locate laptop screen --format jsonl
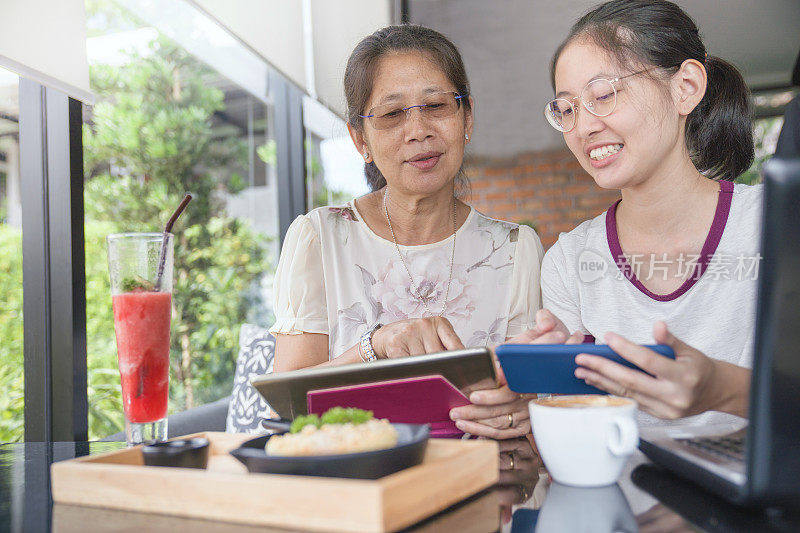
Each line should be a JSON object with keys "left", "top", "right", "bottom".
{"left": 747, "top": 157, "right": 800, "bottom": 497}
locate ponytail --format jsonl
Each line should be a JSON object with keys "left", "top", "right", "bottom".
{"left": 687, "top": 56, "right": 754, "bottom": 181}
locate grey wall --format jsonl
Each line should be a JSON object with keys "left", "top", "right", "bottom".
{"left": 410, "top": 0, "right": 800, "bottom": 158}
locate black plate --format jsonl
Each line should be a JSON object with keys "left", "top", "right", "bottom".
{"left": 229, "top": 423, "right": 430, "bottom": 479}
{"left": 141, "top": 437, "right": 209, "bottom": 469}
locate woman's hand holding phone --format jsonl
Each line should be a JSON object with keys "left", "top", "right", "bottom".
{"left": 448, "top": 310, "right": 585, "bottom": 439}
{"left": 575, "top": 321, "right": 750, "bottom": 419}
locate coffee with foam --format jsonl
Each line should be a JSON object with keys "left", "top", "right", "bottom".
{"left": 534, "top": 395, "right": 632, "bottom": 408}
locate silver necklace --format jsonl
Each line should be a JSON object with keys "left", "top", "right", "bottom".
{"left": 383, "top": 188, "right": 456, "bottom": 317}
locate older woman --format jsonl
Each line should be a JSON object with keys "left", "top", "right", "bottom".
{"left": 270, "top": 25, "right": 543, "bottom": 439}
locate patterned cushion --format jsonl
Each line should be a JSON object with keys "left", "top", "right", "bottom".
{"left": 225, "top": 324, "right": 276, "bottom": 433}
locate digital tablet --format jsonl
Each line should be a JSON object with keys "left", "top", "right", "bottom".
{"left": 495, "top": 344, "right": 675, "bottom": 395}
{"left": 307, "top": 375, "right": 470, "bottom": 438}
{"left": 251, "top": 347, "right": 497, "bottom": 419}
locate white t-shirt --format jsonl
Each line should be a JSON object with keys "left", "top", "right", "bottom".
{"left": 541, "top": 181, "right": 763, "bottom": 428}
{"left": 270, "top": 200, "right": 545, "bottom": 358}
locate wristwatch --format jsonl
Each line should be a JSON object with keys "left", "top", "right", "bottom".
{"left": 359, "top": 323, "right": 383, "bottom": 362}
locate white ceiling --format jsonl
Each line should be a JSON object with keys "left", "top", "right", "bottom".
{"left": 410, "top": 0, "right": 800, "bottom": 156}
{"left": 681, "top": 0, "right": 799, "bottom": 89}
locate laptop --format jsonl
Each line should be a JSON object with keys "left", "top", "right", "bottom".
{"left": 639, "top": 158, "right": 800, "bottom": 505}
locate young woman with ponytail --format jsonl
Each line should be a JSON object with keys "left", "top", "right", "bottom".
{"left": 532, "top": 0, "right": 760, "bottom": 428}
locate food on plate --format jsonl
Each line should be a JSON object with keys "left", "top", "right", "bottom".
{"left": 266, "top": 407, "right": 398, "bottom": 456}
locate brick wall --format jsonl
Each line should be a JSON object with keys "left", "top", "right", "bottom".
{"left": 464, "top": 148, "right": 620, "bottom": 249}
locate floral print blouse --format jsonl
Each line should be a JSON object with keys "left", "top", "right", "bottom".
{"left": 270, "top": 200, "right": 545, "bottom": 358}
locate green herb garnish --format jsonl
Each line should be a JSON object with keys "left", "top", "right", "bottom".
{"left": 290, "top": 414, "right": 320, "bottom": 433}
{"left": 321, "top": 407, "right": 373, "bottom": 425}
{"left": 289, "top": 407, "right": 374, "bottom": 433}
{"left": 121, "top": 276, "right": 155, "bottom": 293}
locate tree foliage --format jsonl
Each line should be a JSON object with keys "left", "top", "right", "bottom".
{"left": 83, "top": 38, "right": 272, "bottom": 436}
{"left": 0, "top": 37, "right": 272, "bottom": 443}
{"left": 0, "top": 225, "right": 24, "bottom": 442}
{"left": 736, "top": 116, "right": 783, "bottom": 185}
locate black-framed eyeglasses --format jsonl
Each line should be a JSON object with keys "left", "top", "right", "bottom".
{"left": 359, "top": 91, "right": 465, "bottom": 130}
{"left": 544, "top": 68, "right": 651, "bottom": 132}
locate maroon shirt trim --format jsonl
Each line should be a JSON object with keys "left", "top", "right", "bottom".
{"left": 605, "top": 180, "right": 734, "bottom": 302}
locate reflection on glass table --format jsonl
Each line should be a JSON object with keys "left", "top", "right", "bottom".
{"left": 4, "top": 437, "right": 800, "bottom": 533}
{"left": 535, "top": 482, "right": 636, "bottom": 533}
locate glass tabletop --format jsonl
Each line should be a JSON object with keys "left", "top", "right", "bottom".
{"left": 1, "top": 437, "right": 798, "bottom": 532}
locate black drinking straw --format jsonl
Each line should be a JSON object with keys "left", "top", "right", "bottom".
{"left": 154, "top": 194, "right": 192, "bottom": 292}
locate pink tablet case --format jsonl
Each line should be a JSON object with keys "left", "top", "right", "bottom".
{"left": 306, "top": 375, "right": 470, "bottom": 438}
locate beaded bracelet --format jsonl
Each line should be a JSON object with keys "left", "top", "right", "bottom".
{"left": 359, "top": 323, "right": 382, "bottom": 362}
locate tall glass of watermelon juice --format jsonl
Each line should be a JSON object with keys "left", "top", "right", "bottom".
{"left": 107, "top": 233, "right": 174, "bottom": 445}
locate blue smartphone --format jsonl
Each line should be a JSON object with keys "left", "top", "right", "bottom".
{"left": 495, "top": 343, "right": 676, "bottom": 395}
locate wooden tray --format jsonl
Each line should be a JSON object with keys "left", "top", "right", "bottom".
{"left": 52, "top": 491, "right": 500, "bottom": 533}
{"left": 51, "top": 432, "right": 499, "bottom": 533}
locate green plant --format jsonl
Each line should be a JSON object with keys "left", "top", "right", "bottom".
{"left": 256, "top": 139, "right": 276, "bottom": 168}
{"left": 83, "top": 38, "right": 272, "bottom": 436}
{"left": 298, "top": 138, "right": 351, "bottom": 209}
{"left": 0, "top": 36, "right": 273, "bottom": 442}
{"left": 737, "top": 116, "right": 784, "bottom": 185}
{"left": 0, "top": 223, "right": 24, "bottom": 442}
{"left": 0, "top": 171, "right": 8, "bottom": 223}
{"left": 515, "top": 219, "right": 539, "bottom": 234}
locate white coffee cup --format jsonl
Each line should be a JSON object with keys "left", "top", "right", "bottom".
{"left": 529, "top": 395, "right": 638, "bottom": 487}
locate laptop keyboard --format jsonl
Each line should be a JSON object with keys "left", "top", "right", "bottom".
{"left": 679, "top": 433, "right": 746, "bottom": 462}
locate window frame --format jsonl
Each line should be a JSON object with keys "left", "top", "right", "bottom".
{"left": 19, "top": 78, "right": 87, "bottom": 442}
{"left": 18, "top": 68, "right": 311, "bottom": 442}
